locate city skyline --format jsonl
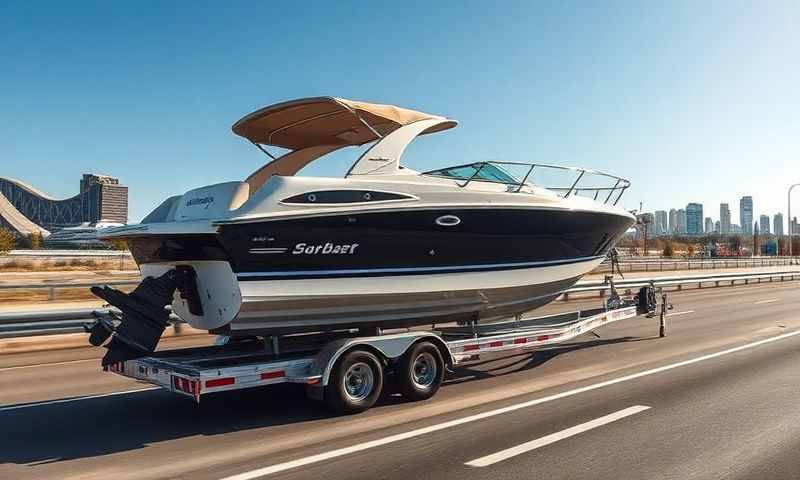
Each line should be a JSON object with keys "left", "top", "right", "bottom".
{"left": 642, "top": 194, "right": 788, "bottom": 235}
{"left": 647, "top": 196, "right": 790, "bottom": 236}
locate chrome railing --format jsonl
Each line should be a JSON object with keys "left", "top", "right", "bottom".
{"left": 423, "top": 161, "right": 631, "bottom": 205}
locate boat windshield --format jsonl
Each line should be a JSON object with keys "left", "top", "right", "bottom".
{"left": 422, "top": 161, "right": 631, "bottom": 205}
{"left": 424, "top": 163, "right": 520, "bottom": 184}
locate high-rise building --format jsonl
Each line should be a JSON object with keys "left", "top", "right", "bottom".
{"left": 79, "top": 174, "right": 128, "bottom": 224}
{"left": 732, "top": 224, "right": 742, "bottom": 234}
{"left": 720, "top": 203, "right": 731, "bottom": 234}
{"left": 714, "top": 220, "right": 720, "bottom": 233}
{"left": 759, "top": 214, "right": 770, "bottom": 235}
{"left": 740, "top": 196, "right": 753, "bottom": 235}
{"left": 705, "top": 217, "right": 714, "bottom": 234}
{"left": 792, "top": 217, "right": 799, "bottom": 235}
{"left": 668, "top": 209, "right": 678, "bottom": 234}
{"left": 654, "top": 210, "right": 668, "bottom": 236}
{"left": 677, "top": 209, "right": 687, "bottom": 234}
{"left": 686, "top": 203, "right": 703, "bottom": 235}
{"left": 774, "top": 213, "right": 784, "bottom": 236}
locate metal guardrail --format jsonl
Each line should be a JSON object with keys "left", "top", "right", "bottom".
{"left": 1, "top": 269, "right": 799, "bottom": 339}
{"left": 0, "top": 280, "right": 136, "bottom": 301}
{"left": 594, "top": 257, "right": 797, "bottom": 273}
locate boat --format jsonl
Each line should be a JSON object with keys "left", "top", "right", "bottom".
{"left": 44, "top": 221, "right": 124, "bottom": 249}
{"left": 88, "top": 97, "right": 635, "bottom": 364}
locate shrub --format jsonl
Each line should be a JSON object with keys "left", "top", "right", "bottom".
{"left": 29, "top": 231, "right": 42, "bottom": 250}
{"left": 107, "top": 239, "right": 128, "bottom": 251}
{"left": 0, "top": 228, "right": 15, "bottom": 255}
{"left": 662, "top": 242, "right": 674, "bottom": 258}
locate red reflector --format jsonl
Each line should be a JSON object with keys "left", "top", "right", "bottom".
{"left": 205, "top": 377, "right": 235, "bottom": 388}
{"left": 513, "top": 338, "right": 528, "bottom": 344}
{"left": 107, "top": 362, "right": 124, "bottom": 373}
{"left": 261, "top": 370, "right": 286, "bottom": 380}
{"left": 463, "top": 344, "right": 480, "bottom": 351}
{"left": 172, "top": 376, "right": 199, "bottom": 394}
{"left": 489, "top": 341, "right": 503, "bottom": 348}
{"left": 536, "top": 335, "right": 550, "bottom": 341}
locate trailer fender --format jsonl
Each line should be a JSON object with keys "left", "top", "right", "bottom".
{"left": 313, "top": 332, "right": 453, "bottom": 386}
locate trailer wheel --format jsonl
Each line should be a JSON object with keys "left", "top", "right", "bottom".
{"left": 325, "top": 349, "right": 384, "bottom": 414}
{"left": 397, "top": 341, "right": 444, "bottom": 401}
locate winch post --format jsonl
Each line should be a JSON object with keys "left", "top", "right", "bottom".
{"left": 659, "top": 293, "right": 668, "bottom": 337}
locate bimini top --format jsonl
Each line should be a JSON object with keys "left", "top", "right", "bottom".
{"left": 232, "top": 97, "right": 456, "bottom": 150}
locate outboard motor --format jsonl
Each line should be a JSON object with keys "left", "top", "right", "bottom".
{"left": 85, "top": 266, "right": 202, "bottom": 366}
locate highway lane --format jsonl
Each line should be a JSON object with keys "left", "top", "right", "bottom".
{"left": 0, "top": 281, "right": 799, "bottom": 479}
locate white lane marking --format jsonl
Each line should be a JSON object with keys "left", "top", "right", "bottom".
{"left": 465, "top": 405, "right": 651, "bottom": 467}
{"left": 0, "top": 358, "right": 97, "bottom": 372}
{"left": 0, "top": 387, "right": 158, "bottom": 412}
{"left": 754, "top": 298, "right": 780, "bottom": 305}
{"left": 667, "top": 310, "right": 695, "bottom": 317}
{"left": 219, "top": 328, "right": 800, "bottom": 480}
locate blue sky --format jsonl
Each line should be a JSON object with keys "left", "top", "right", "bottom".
{"left": 1, "top": 1, "right": 798, "bottom": 226}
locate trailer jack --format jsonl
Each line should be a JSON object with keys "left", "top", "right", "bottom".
{"left": 85, "top": 266, "right": 201, "bottom": 366}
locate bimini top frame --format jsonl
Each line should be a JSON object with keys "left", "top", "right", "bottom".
{"left": 232, "top": 97, "right": 457, "bottom": 192}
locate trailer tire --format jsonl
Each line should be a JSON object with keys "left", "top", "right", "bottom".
{"left": 397, "top": 341, "right": 444, "bottom": 401}
{"left": 325, "top": 349, "right": 384, "bottom": 414}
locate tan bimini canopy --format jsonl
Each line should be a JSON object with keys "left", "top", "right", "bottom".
{"left": 237, "top": 97, "right": 457, "bottom": 192}
{"left": 232, "top": 97, "right": 456, "bottom": 149}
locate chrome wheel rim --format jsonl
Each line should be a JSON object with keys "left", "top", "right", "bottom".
{"left": 411, "top": 352, "right": 437, "bottom": 389}
{"left": 343, "top": 362, "right": 374, "bottom": 401}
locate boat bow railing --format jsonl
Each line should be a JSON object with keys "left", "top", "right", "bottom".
{"left": 423, "top": 161, "right": 631, "bottom": 205}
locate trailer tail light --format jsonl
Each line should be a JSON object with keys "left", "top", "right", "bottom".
{"left": 205, "top": 377, "right": 235, "bottom": 388}
{"left": 107, "top": 362, "right": 125, "bottom": 373}
{"left": 172, "top": 376, "right": 199, "bottom": 395}
{"left": 260, "top": 370, "right": 286, "bottom": 381}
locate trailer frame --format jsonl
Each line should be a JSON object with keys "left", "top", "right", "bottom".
{"left": 107, "top": 302, "right": 649, "bottom": 412}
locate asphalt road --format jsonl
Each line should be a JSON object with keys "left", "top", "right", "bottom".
{"left": 1, "top": 281, "right": 800, "bottom": 479}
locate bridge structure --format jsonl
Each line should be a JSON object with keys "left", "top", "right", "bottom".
{"left": 0, "top": 174, "right": 127, "bottom": 236}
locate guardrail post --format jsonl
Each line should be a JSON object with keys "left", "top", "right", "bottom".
{"left": 49, "top": 287, "right": 55, "bottom": 301}
{"left": 659, "top": 293, "right": 667, "bottom": 338}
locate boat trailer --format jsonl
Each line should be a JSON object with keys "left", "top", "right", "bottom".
{"left": 93, "top": 279, "right": 671, "bottom": 414}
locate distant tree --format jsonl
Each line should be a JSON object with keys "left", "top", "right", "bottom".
{"left": 687, "top": 244, "right": 696, "bottom": 257}
{"left": 662, "top": 241, "right": 674, "bottom": 258}
{"left": 29, "top": 231, "right": 42, "bottom": 250}
{"left": 0, "top": 228, "right": 15, "bottom": 255}
{"left": 107, "top": 239, "right": 128, "bottom": 251}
